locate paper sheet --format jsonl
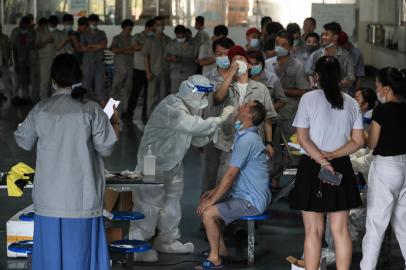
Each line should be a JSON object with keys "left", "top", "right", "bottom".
{"left": 103, "top": 98, "right": 120, "bottom": 119}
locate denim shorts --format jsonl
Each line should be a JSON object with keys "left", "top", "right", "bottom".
{"left": 217, "top": 197, "right": 260, "bottom": 225}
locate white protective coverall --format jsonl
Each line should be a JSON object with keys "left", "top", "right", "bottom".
{"left": 129, "top": 75, "right": 234, "bottom": 261}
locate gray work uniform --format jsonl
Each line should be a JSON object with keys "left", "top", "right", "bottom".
{"left": 199, "top": 42, "right": 216, "bottom": 74}
{"left": 36, "top": 29, "right": 62, "bottom": 100}
{"left": 14, "top": 89, "right": 118, "bottom": 218}
{"left": 306, "top": 46, "right": 355, "bottom": 93}
{"left": 0, "top": 33, "right": 14, "bottom": 97}
{"left": 10, "top": 27, "right": 36, "bottom": 98}
{"left": 165, "top": 39, "right": 197, "bottom": 93}
{"left": 214, "top": 79, "right": 278, "bottom": 186}
{"left": 259, "top": 69, "right": 287, "bottom": 106}
{"left": 194, "top": 29, "right": 210, "bottom": 52}
{"left": 294, "top": 46, "right": 312, "bottom": 67}
{"left": 57, "top": 30, "right": 75, "bottom": 54}
{"left": 81, "top": 29, "right": 107, "bottom": 101}
{"left": 272, "top": 56, "right": 309, "bottom": 180}
{"left": 143, "top": 33, "right": 170, "bottom": 116}
{"left": 348, "top": 46, "right": 365, "bottom": 95}
{"left": 110, "top": 32, "right": 134, "bottom": 112}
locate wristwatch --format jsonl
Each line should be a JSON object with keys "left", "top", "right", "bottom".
{"left": 265, "top": 141, "right": 273, "bottom": 147}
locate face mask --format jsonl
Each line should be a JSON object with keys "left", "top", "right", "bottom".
{"left": 48, "top": 27, "right": 56, "bottom": 32}
{"left": 20, "top": 29, "right": 28, "bottom": 34}
{"left": 234, "top": 120, "right": 243, "bottom": 131}
{"left": 90, "top": 24, "right": 97, "bottom": 30}
{"left": 235, "top": 60, "right": 248, "bottom": 76}
{"left": 250, "top": 64, "right": 263, "bottom": 76}
{"left": 147, "top": 31, "right": 155, "bottom": 37}
{"left": 324, "top": 42, "right": 334, "bottom": 49}
{"left": 216, "top": 56, "right": 230, "bottom": 69}
{"left": 156, "top": 26, "right": 163, "bottom": 33}
{"left": 377, "top": 92, "right": 386, "bottom": 103}
{"left": 275, "top": 45, "right": 289, "bottom": 57}
{"left": 64, "top": 25, "right": 73, "bottom": 31}
{"left": 200, "top": 96, "right": 209, "bottom": 109}
{"left": 176, "top": 37, "right": 186, "bottom": 43}
{"left": 306, "top": 44, "right": 319, "bottom": 53}
{"left": 249, "top": 38, "right": 260, "bottom": 48}
{"left": 293, "top": 39, "right": 301, "bottom": 47}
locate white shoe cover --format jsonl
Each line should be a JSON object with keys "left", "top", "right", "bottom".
{"left": 153, "top": 240, "right": 195, "bottom": 254}
{"left": 133, "top": 249, "right": 159, "bottom": 262}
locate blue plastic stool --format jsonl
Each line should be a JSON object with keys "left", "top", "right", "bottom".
{"left": 19, "top": 212, "right": 35, "bottom": 222}
{"left": 109, "top": 240, "right": 151, "bottom": 269}
{"left": 111, "top": 211, "right": 144, "bottom": 221}
{"left": 239, "top": 212, "right": 270, "bottom": 265}
{"left": 8, "top": 240, "right": 33, "bottom": 269}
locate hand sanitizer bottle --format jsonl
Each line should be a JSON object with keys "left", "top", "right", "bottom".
{"left": 143, "top": 145, "right": 156, "bottom": 176}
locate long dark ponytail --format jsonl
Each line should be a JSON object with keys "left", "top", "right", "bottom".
{"left": 315, "top": 56, "right": 343, "bottom": 109}
{"left": 51, "top": 53, "right": 87, "bottom": 100}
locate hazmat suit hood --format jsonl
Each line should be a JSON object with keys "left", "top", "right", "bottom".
{"left": 177, "top": 75, "right": 214, "bottom": 113}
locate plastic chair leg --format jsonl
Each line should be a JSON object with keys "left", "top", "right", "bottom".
{"left": 247, "top": 220, "right": 255, "bottom": 265}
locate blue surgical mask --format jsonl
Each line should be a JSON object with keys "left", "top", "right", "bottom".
{"left": 250, "top": 64, "right": 263, "bottom": 76}
{"left": 234, "top": 120, "right": 243, "bottom": 131}
{"left": 147, "top": 31, "right": 154, "bottom": 37}
{"left": 216, "top": 56, "right": 230, "bottom": 69}
{"left": 293, "top": 39, "right": 301, "bottom": 47}
{"left": 249, "top": 38, "right": 260, "bottom": 48}
{"left": 275, "top": 45, "right": 289, "bottom": 57}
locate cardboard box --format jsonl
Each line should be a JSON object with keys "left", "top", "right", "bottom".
{"left": 104, "top": 190, "right": 133, "bottom": 212}
{"left": 6, "top": 205, "right": 34, "bottom": 258}
{"left": 104, "top": 190, "right": 134, "bottom": 243}
{"left": 286, "top": 256, "right": 327, "bottom": 270}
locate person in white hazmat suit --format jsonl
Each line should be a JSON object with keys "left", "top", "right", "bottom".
{"left": 129, "top": 74, "right": 235, "bottom": 262}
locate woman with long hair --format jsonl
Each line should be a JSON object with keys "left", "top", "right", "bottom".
{"left": 290, "top": 56, "right": 364, "bottom": 270}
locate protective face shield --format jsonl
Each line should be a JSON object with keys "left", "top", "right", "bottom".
{"left": 176, "top": 37, "right": 186, "bottom": 43}
{"left": 236, "top": 60, "right": 248, "bottom": 76}
{"left": 250, "top": 64, "right": 263, "bottom": 76}
{"left": 275, "top": 45, "right": 289, "bottom": 57}
{"left": 216, "top": 56, "right": 230, "bottom": 69}
{"left": 178, "top": 75, "right": 214, "bottom": 110}
{"left": 249, "top": 38, "right": 260, "bottom": 48}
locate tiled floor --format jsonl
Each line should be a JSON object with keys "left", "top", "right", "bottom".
{"left": 0, "top": 99, "right": 403, "bottom": 269}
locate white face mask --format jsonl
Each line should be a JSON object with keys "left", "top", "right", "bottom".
{"left": 235, "top": 60, "right": 248, "bottom": 76}
{"left": 48, "top": 26, "right": 56, "bottom": 32}
{"left": 377, "top": 92, "right": 386, "bottom": 103}
{"left": 64, "top": 25, "right": 73, "bottom": 31}
{"left": 90, "top": 24, "right": 97, "bottom": 30}
{"left": 176, "top": 37, "right": 186, "bottom": 43}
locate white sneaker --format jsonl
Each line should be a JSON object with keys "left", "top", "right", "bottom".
{"left": 132, "top": 119, "right": 145, "bottom": 132}
{"left": 153, "top": 240, "right": 194, "bottom": 254}
{"left": 133, "top": 249, "right": 158, "bottom": 262}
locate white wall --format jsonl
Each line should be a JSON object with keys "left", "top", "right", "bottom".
{"left": 358, "top": 0, "right": 406, "bottom": 69}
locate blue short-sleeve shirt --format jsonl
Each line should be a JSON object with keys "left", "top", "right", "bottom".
{"left": 229, "top": 126, "right": 271, "bottom": 213}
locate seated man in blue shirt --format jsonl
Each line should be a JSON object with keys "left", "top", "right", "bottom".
{"left": 196, "top": 100, "right": 271, "bottom": 269}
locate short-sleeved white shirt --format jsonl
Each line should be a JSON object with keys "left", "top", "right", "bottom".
{"left": 293, "top": 89, "right": 363, "bottom": 155}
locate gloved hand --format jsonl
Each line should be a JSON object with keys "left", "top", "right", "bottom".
{"left": 220, "top": 106, "right": 235, "bottom": 122}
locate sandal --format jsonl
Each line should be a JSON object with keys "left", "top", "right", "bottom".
{"left": 194, "top": 259, "right": 224, "bottom": 269}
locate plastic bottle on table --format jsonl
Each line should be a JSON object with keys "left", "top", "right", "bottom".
{"left": 143, "top": 145, "right": 156, "bottom": 176}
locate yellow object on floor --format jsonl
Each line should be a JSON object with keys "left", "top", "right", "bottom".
{"left": 7, "top": 162, "right": 35, "bottom": 197}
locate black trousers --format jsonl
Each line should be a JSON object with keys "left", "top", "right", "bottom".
{"left": 127, "top": 69, "right": 147, "bottom": 122}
